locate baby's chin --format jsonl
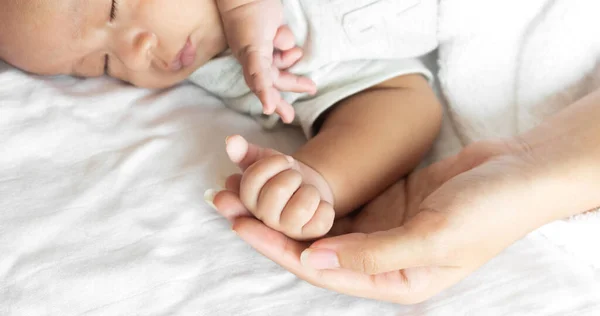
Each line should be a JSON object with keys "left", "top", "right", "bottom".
{"left": 126, "top": 66, "right": 201, "bottom": 90}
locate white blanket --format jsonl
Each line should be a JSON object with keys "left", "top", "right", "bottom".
{"left": 435, "top": 0, "right": 600, "bottom": 270}
{"left": 2, "top": 0, "right": 600, "bottom": 314}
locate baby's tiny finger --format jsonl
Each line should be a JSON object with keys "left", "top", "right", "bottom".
{"left": 244, "top": 54, "right": 277, "bottom": 113}
{"left": 274, "top": 71, "right": 317, "bottom": 95}
{"left": 275, "top": 100, "right": 295, "bottom": 124}
{"left": 279, "top": 184, "right": 321, "bottom": 238}
{"left": 256, "top": 86, "right": 282, "bottom": 115}
{"left": 243, "top": 50, "right": 273, "bottom": 86}
{"left": 301, "top": 201, "right": 336, "bottom": 240}
{"left": 225, "top": 135, "right": 249, "bottom": 165}
{"left": 240, "top": 155, "right": 295, "bottom": 212}
{"left": 256, "top": 169, "right": 303, "bottom": 228}
{"left": 273, "top": 47, "right": 303, "bottom": 69}
{"left": 247, "top": 67, "right": 274, "bottom": 94}
{"left": 226, "top": 135, "right": 281, "bottom": 171}
{"left": 274, "top": 25, "right": 296, "bottom": 51}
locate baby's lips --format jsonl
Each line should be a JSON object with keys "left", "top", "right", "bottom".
{"left": 181, "top": 54, "right": 196, "bottom": 67}
{"left": 170, "top": 59, "right": 182, "bottom": 71}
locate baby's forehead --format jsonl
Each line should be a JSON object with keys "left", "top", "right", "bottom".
{"left": 0, "top": 0, "right": 81, "bottom": 75}
{"left": 4, "top": 0, "right": 73, "bottom": 20}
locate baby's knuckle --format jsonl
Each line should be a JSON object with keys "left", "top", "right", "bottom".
{"left": 255, "top": 155, "right": 286, "bottom": 172}
{"left": 278, "top": 218, "right": 297, "bottom": 233}
{"left": 269, "top": 183, "right": 294, "bottom": 201}
{"left": 256, "top": 208, "right": 280, "bottom": 228}
{"left": 283, "top": 223, "right": 303, "bottom": 238}
{"left": 306, "top": 219, "right": 333, "bottom": 237}
{"left": 281, "top": 169, "right": 303, "bottom": 184}
{"left": 283, "top": 204, "right": 308, "bottom": 226}
{"left": 243, "top": 163, "right": 263, "bottom": 179}
{"left": 300, "top": 187, "right": 323, "bottom": 214}
{"left": 299, "top": 184, "right": 320, "bottom": 199}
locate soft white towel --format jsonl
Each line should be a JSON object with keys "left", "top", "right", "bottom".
{"left": 435, "top": 0, "right": 600, "bottom": 269}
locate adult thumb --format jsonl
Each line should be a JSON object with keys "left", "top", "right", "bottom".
{"left": 301, "top": 224, "right": 438, "bottom": 275}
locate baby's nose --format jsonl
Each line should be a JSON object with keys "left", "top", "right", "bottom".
{"left": 124, "top": 31, "right": 157, "bottom": 71}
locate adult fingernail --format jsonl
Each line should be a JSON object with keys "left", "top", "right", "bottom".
{"left": 203, "top": 189, "right": 217, "bottom": 210}
{"left": 225, "top": 136, "right": 231, "bottom": 145}
{"left": 300, "top": 249, "right": 340, "bottom": 270}
{"left": 285, "top": 155, "right": 294, "bottom": 164}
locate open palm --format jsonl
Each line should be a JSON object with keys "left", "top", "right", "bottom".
{"left": 213, "top": 140, "right": 555, "bottom": 303}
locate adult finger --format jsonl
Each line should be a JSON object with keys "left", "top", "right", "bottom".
{"left": 232, "top": 216, "right": 448, "bottom": 304}
{"left": 301, "top": 211, "right": 448, "bottom": 274}
{"left": 225, "top": 173, "right": 243, "bottom": 193}
{"left": 212, "top": 189, "right": 252, "bottom": 221}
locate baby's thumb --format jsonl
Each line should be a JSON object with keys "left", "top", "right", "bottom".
{"left": 300, "top": 227, "right": 434, "bottom": 275}
{"left": 225, "top": 135, "right": 281, "bottom": 171}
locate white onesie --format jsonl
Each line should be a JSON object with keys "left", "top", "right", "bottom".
{"left": 188, "top": 0, "right": 438, "bottom": 137}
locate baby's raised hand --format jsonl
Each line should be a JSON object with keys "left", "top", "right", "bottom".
{"left": 217, "top": 0, "right": 316, "bottom": 123}
{"left": 224, "top": 135, "right": 334, "bottom": 240}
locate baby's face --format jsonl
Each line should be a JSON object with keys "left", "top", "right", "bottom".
{"left": 0, "top": 0, "right": 227, "bottom": 89}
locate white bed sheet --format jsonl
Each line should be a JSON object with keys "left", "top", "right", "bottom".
{"left": 1, "top": 62, "right": 599, "bottom": 315}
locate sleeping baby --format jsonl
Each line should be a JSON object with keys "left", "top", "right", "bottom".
{"left": 0, "top": 0, "right": 441, "bottom": 240}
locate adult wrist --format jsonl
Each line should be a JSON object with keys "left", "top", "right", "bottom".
{"left": 514, "top": 134, "right": 600, "bottom": 220}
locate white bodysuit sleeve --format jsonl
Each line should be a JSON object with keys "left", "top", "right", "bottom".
{"left": 292, "top": 57, "right": 433, "bottom": 138}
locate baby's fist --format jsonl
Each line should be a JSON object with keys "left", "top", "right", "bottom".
{"left": 226, "top": 135, "right": 335, "bottom": 240}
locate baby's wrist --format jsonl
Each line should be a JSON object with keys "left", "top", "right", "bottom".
{"left": 291, "top": 155, "right": 336, "bottom": 208}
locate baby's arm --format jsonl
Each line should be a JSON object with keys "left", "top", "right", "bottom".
{"left": 216, "top": 0, "right": 316, "bottom": 123}
{"left": 223, "top": 74, "right": 442, "bottom": 240}
{"left": 295, "top": 74, "right": 442, "bottom": 216}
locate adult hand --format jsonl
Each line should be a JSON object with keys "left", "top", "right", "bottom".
{"left": 213, "top": 139, "right": 569, "bottom": 303}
